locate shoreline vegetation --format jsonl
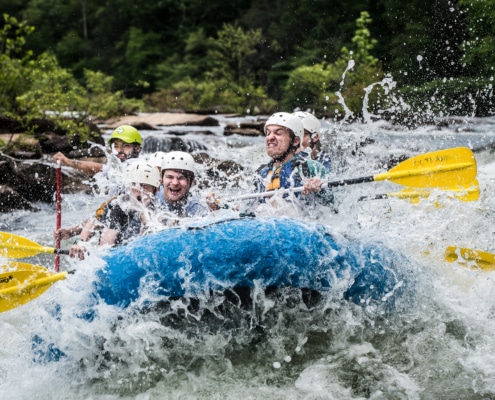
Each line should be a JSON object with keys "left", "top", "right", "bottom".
{"left": 2, "top": 4, "right": 495, "bottom": 145}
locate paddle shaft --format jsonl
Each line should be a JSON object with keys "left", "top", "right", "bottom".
{"left": 55, "top": 161, "right": 62, "bottom": 271}
{"left": 0, "top": 242, "right": 69, "bottom": 256}
{"left": 227, "top": 147, "right": 476, "bottom": 202}
{"left": 228, "top": 177, "right": 372, "bottom": 201}
{"left": 231, "top": 165, "right": 475, "bottom": 201}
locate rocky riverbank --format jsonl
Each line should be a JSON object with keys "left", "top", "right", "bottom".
{"left": 0, "top": 113, "right": 265, "bottom": 213}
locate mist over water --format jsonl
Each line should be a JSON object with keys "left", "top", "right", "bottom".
{"left": 1, "top": 112, "right": 495, "bottom": 399}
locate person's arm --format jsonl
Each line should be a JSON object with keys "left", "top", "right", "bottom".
{"left": 301, "top": 160, "right": 335, "bottom": 205}
{"left": 302, "top": 178, "right": 325, "bottom": 194}
{"left": 80, "top": 218, "right": 98, "bottom": 241}
{"left": 53, "top": 224, "right": 83, "bottom": 241}
{"left": 99, "top": 228, "right": 118, "bottom": 246}
{"left": 206, "top": 193, "right": 220, "bottom": 211}
{"left": 53, "top": 152, "right": 105, "bottom": 176}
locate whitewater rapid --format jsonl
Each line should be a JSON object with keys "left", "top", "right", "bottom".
{"left": 1, "top": 117, "right": 495, "bottom": 399}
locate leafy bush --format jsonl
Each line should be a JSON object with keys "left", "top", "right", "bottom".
{"left": 146, "top": 23, "right": 277, "bottom": 114}
{"left": 145, "top": 77, "right": 277, "bottom": 114}
{"left": 1, "top": 14, "right": 143, "bottom": 142}
{"left": 282, "top": 11, "right": 384, "bottom": 120}
{"left": 397, "top": 77, "right": 495, "bottom": 119}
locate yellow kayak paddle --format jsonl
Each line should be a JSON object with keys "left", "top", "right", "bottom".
{"left": 0, "top": 262, "right": 67, "bottom": 313}
{"left": 0, "top": 231, "right": 70, "bottom": 259}
{"left": 445, "top": 246, "right": 495, "bottom": 272}
{"left": 231, "top": 147, "right": 477, "bottom": 201}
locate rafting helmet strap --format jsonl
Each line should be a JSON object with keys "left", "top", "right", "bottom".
{"left": 166, "top": 192, "right": 189, "bottom": 217}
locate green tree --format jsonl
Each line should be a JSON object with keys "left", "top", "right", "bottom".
{"left": 282, "top": 11, "right": 384, "bottom": 119}
{"left": 0, "top": 13, "right": 142, "bottom": 142}
{"left": 376, "top": 0, "right": 467, "bottom": 86}
{"left": 458, "top": 0, "right": 495, "bottom": 77}
{"left": 0, "top": 14, "right": 35, "bottom": 114}
{"left": 205, "top": 23, "right": 262, "bottom": 83}
{"left": 146, "top": 23, "right": 276, "bottom": 114}
{"left": 239, "top": 0, "right": 375, "bottom": 100}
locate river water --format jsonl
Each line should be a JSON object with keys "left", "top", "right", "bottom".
{"left": 1, "top": 115, "right": 495, "bottom": 399}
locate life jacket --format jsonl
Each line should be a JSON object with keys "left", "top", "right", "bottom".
{"left": 258, "top": 156, "right": 312, "bottom": 192}
{"left": 102, "top": 197, "right": 153, "bottom": 245}
{"left": 94, "top": 196, "right": 117, "bottom": 221}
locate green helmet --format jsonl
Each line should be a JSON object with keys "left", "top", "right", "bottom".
{"left": 108, "top": 125, "right": 142, "bottom": 145}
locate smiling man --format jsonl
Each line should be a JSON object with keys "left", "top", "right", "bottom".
{"left": 156, "top": 151, "right": 207, "bottom": 218}
{"left": 53, "top": 125, "right": 142, "bottom": 176}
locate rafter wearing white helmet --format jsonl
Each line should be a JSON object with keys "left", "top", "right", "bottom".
{"left": 156, "top": 151, "right": 207, "bottom": 218}
{"left": 293, "top": 111, "right": 321, "bottom": 136}
{"left": 125, "top": 161, "right": 161, "bottom": 191}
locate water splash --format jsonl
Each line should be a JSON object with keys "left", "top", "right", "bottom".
{"left": 335, "top": 59, "right": 356, "bottom": 123}
{"left": 362, "top": 75, "right": 397, "bottom": 123}
{"left": 2, "top": 117, "right": 495, "bottom": 398}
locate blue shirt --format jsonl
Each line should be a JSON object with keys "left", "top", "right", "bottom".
{"left": 155, "top": 191, "right": 207, "bottom": 218}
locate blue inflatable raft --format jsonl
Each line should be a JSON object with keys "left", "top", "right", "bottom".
{"left": 32, "top": 217, "right": 412, "bottom": 363}
{"left": 97, "top": 217, "right": 409, "bottom": 308}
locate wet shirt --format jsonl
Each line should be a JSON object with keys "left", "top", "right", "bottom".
{"left": 299, "top": 150, "right": 332, "bottom": 170}
{"left": 101, "top": 196, "right": 148, "bottom": 245}
{"left": 155, "top": 192, "right": 207, "bottom": 218}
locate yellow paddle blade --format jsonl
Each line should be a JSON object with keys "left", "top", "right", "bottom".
{"left": 374, "top": 147, "right": 477, "bottom": 188}
{"left": 388, "top": 188, "right": 430, "bottom": 204}
{"left": 445, "top": 246, "right": 495, "bottom": 272}
{"left": 0, "top": 262, "right": 67, "bottom": 313}
{"left": 388, "top": 179, "right": 480, "bottom": 204}
{"left": 444, "top": 179, "right": 480, "bottom": 202}
{"left": 0, "top": 231, "right": 58, "bottom": 259}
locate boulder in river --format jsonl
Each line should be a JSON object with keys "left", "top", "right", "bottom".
{"left": 105, "top": 113, "right": 220, "bottom": 129}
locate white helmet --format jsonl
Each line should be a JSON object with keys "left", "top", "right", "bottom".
{"left": 147, "top": 151, "right": 168, "bottom": 168}
{"left": 125, "top": 161, "right": 160, "bottom": 188}
{"left": 264, "top": 112, "right": 304, "bottom": 142}
{"left": 293, "top": 111, "right": 321, "bottom": 136}
{"left": 161, "top": 151, "right": 195, "bottom": 175}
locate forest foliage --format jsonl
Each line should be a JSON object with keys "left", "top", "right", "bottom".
{"left": 1, "top": 0, "right": 495, "bottom": 139}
